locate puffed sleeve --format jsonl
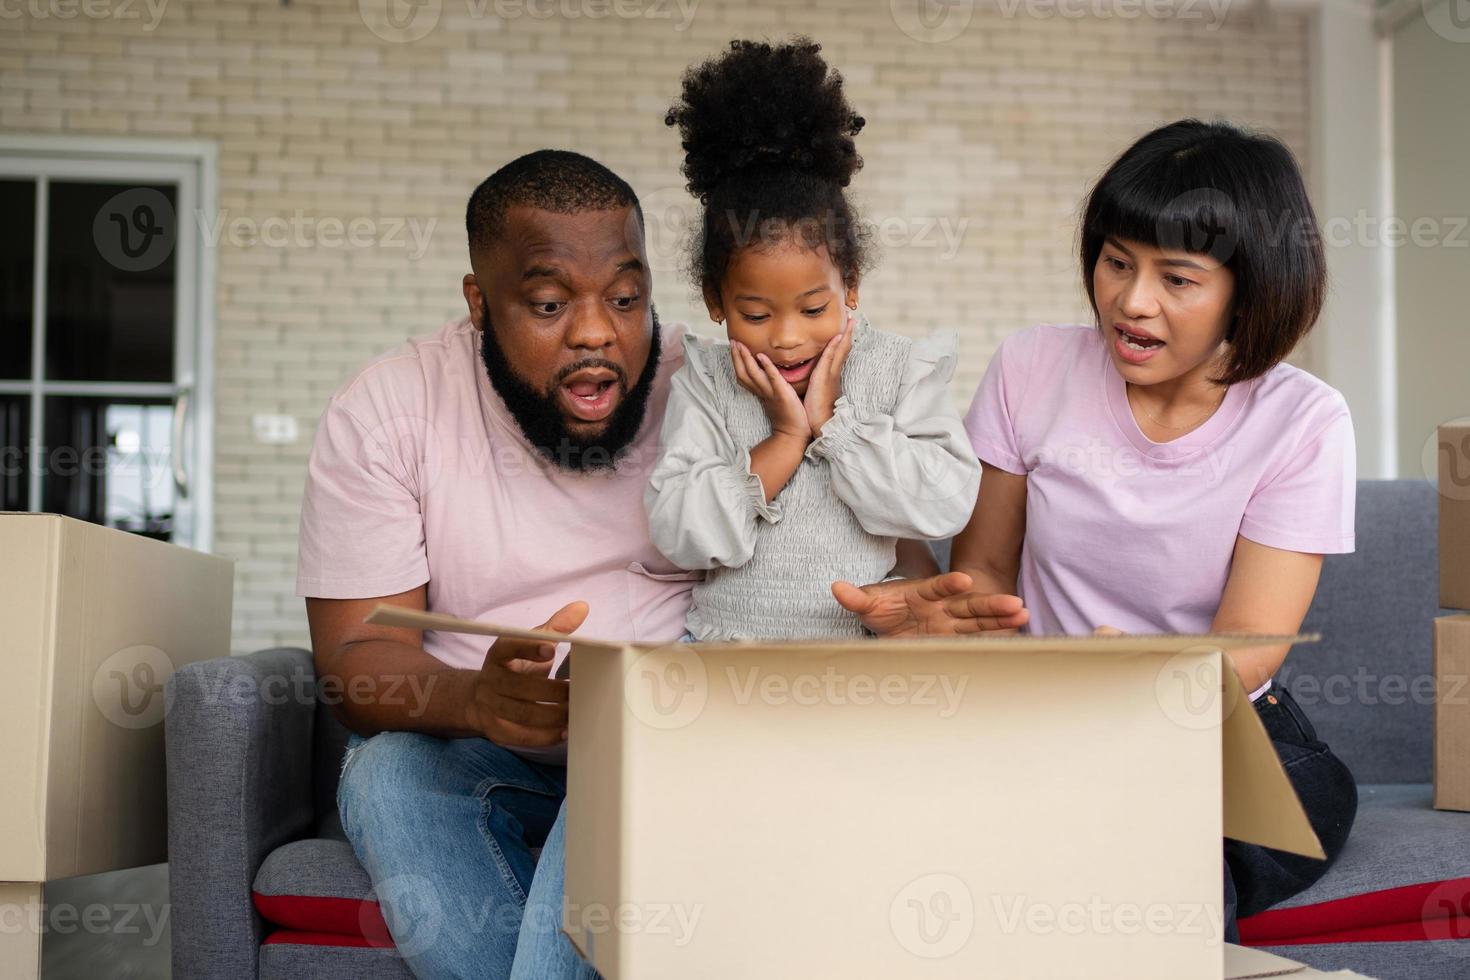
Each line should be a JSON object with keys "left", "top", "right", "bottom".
{"left": 644, "top": 333, "right": 782, "bottom": 570}
{"left": 806, "top": 332, "right": 981, "bottom": 539}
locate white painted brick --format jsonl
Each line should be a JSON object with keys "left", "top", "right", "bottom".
{"left": 7, "top": 0, "right": 1313, "bottom": 649}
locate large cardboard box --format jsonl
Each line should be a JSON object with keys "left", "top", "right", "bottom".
{"left": 0, "top": 514, "right": 234, "bottom": 881}
{"left": 1434, "top": 615, "right": 1470, "bottom": 812}
{"left": 371, "top": 607, "right": 1331, "bottom": 980}
{"left": 1440, "top": 422, "right": 1470, "bottom": 610}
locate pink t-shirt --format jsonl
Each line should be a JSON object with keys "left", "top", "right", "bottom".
{"left": 296, "top": 317, "right": 696, "bottom": 671}
{"left": 964, "top": 323, "right": 1355, "bottom": 646}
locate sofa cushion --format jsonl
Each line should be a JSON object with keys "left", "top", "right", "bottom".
{"left": 1284, "top": 480, "right": 1443, "bottom": 786}
{"left": 253, "top": 837, "right": 391, "bottom": 943}
{"left": 1258, "top": 939, "right": 1470, "bottom": 980}
{"left": 259, "top": 938, "right": 415, "bottom": 980}
{"left": 1238, "top": 784, "right": 1470, "bottom": 945}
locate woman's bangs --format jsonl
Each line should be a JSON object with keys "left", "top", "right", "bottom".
{"left": 1090, "top": 165, "right": 1241, "bottom": 265}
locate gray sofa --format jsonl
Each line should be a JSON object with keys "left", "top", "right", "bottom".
{"left": 165, "top": 479, "right": 1469, "bottom": 979}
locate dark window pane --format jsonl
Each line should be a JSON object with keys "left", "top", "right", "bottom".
{"left": 1, "top": 395, "right": 27, "bottom": 511}
{"left": 46, "top": 181, "right": 176, "bottom": 383}
{"left": 42, "top": 395, "right": 173, "bottom": 540}
{"left": 0, "top": 180, "right": 36, "bottom": 379}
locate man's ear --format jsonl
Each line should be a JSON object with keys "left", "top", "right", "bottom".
{"left": 702, "top": 287, "right": 725, "bottom": 326}
{"left": 463, "top": 274, "right": 485, "bottom": 330}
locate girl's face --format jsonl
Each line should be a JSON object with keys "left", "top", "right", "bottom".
{"left": 1092, "top": 236, "right": 1236, "bottom": 388}
{"left": 707, "top": 239, "right": 858, "bottom": 396}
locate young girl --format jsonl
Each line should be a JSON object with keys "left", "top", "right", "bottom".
{"left": 952, "top": 119, "right": 1357, "bottom": 938}
{"left": 646, "top": 38, "right": 981, "bottom": 641}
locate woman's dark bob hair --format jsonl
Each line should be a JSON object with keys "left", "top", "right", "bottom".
{"left": 1080, "top": 119, "right": 1326, "bottom": 386}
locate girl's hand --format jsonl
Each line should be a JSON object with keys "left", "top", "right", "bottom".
{"left": 804, "top": 313, "right": 856, "bottom": 436}
{"left": 731, "top": 340, "right": 811, "bottom": 441}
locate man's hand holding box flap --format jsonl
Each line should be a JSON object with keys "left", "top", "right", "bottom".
{"left": 366, "top": 605, "right": 1324, "bottom": 979}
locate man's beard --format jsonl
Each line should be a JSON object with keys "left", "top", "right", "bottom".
{"left": 478, "top": 299, "right": 662, "bottom": 472}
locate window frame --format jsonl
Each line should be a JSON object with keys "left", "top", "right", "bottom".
{"left": 0, "top": 135, "right": 217, "bottom": 551}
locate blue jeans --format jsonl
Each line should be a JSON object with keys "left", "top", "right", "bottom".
{"left": 337, "top": 730, "right": 600, "bottom": 980}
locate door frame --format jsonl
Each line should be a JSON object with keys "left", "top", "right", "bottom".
{"left": 0, "top": 135, "right": 218, "bottom": 551}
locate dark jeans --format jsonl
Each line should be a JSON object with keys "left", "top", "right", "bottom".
{"left": 1223, "top": 684, "right": 1358, "bottom": 942}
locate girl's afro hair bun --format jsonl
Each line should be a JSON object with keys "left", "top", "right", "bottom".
{"left": 665, "top": 37, "right": 865, "bottom": 203}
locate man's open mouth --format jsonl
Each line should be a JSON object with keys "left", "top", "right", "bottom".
{"left": 559, "top": 370, "right": 622, "bottom": 423}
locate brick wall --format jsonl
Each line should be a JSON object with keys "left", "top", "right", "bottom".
{"left": 2, "top": 0, "right": 1312, "bottom": 653}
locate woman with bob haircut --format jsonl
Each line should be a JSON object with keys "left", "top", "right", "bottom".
{"left": 949, "top": 118, "right": 1357, "bottom": 937}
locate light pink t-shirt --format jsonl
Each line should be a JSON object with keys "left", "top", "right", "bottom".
{"left": 296, "top": 317, "right": 696, "bottom": 671}
{"left": 964, "top": 323, "right": 1355, "bottom": 650}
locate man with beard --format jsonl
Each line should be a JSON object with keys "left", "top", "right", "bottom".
{"left": 297, "top": 150, "right": 1027, "bottom": 978}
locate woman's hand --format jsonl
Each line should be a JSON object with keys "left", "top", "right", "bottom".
{"left": 832, "top": 573, "right": 1030, "bottom": 637}
{"left": 731, "top": 340, "right": 811, "bottom": 441}
{"left": 804, "top": 313, "right": 856, "bottom": 436}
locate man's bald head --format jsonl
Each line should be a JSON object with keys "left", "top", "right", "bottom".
{"left": 466, "top": 149, "right": 643, "bottom": 256}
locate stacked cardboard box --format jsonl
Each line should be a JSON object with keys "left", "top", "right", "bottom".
{"left": 1435, "top": 422, "right": 1470, "bottom": 812}
{"left": 0, "top": 514, "right": 234, "bottom": 978}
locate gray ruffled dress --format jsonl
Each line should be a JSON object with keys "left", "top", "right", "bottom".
{"left": 644, "top": 314, "right": 981, "bottom": 641}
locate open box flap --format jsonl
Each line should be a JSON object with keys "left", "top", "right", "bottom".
{"left": 365, "top": 606, "right": 1323, "bottom": 857}
{"left": 366, "top": 605, "right": 1310, "bottom": 660}
{"left": 1219, "top": 660, "right": 1326, "bottom": 859}
{"left": 364, "top": 604, "right": 629, "bottom": 653}
{"left": 687, "top": 631, "right": 1315, "bottom": 656}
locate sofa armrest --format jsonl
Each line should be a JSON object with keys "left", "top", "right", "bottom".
{"left": 166, "top": 647, "right": 318, "bottom": 980}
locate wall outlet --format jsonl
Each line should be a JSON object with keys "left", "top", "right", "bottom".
{"left": 252, "top": 414, "right": 299, "bottom": 445}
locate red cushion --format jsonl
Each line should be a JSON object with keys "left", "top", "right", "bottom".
{"left": 253, "top": 891, "right": 393, "bottom": 945}
{"left": 1239, "top": 877, "right": 1470, "bottom": 946}
{"left": 257, "top": 877, "right": 1470, "bottom": 951}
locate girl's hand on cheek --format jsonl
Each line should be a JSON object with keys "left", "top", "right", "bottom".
{"left": 804, "top": 313, "right": 855, "bottom": 436}
{"left": 731, "top": 341, "right": 811, "bottom": 441}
